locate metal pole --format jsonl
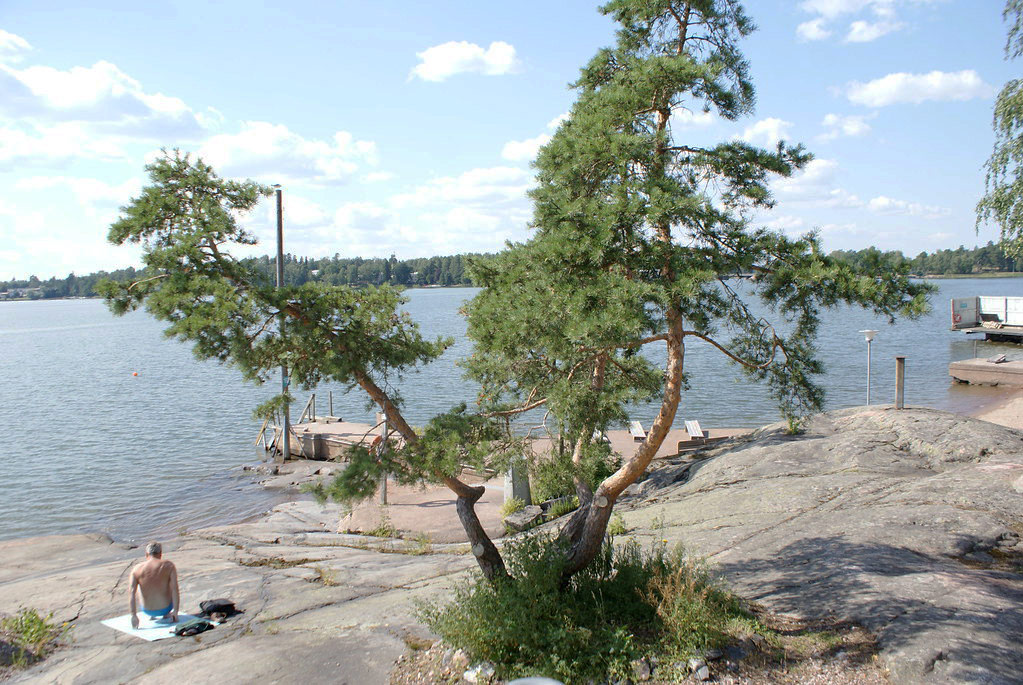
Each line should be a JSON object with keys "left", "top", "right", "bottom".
{"left": 329, "top": 390, "right": 333, "bottom": 418}
{"left": 866, "top": 339, "right": 872, "bottom": 405}
{"left": 895, "top": 356, "right": 906, "bottom": 409}
{"left": 275, "top": 185, "right": 290, "bottom": 463}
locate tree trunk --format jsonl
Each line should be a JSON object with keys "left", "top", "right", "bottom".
{"left": 355, "top": 369, "right": 509, "bottom": 581}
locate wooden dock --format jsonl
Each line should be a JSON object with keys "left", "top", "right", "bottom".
{"left": 267, "top": 418, "right": 748, "bottom": 462}
{"left": 949, "top": 358, "right": 1023, "bottom": 387}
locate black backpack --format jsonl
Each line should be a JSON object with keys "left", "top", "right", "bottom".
{"left": 198, "top": 598, "right": 241, "bottom": 619}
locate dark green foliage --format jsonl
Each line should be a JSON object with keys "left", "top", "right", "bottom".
{"left": 978, "top": 1, "right": 1023, "bottom": 258}
{"left": 419, "top": 534, "right": 754, "bottom": 683}
{"left": 531, "top": 442, "right": 621, "bottom": 503}
{"left": 466, "top": 0, "right": 930, "bottom": 440}
{"left": 829, "top": 243, "right": 1019, "bottom": 276}
{"left": 100, "top": 151, "right": 488, "bottom": 498}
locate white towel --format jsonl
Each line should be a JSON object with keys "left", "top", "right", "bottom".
{"left": 100, "top": 613, "right": 199, "bottom": 641}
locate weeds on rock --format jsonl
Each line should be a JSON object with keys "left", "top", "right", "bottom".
{"left": 499, "top": 497, "right": 526, "bottom": 518}
{"left": 417, "top": 533, "right": 757, "bottom": 683}
{"left": 544, "top": 496, "right": 579, "bottom": 521}
{"left": 366, "top": 512, "right": 399, "bottom": 538}
{"left": 314, "top": 566, "right": 340, "bottom": 586}
{"left": 0, "top": 608, "right": 70, "bottom": 669}
{"left": 607, "top": 512, "right": 627, "bottom": 537}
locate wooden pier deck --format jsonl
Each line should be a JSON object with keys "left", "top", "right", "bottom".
{"left": 270, "top": 418, "right": 749, "bottom": 462}
{"left": 949, "top": 358, "right": 1023, "bottom": 387}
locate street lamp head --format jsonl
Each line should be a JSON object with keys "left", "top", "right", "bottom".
{"left": 859, "top": 329, "right": 878, "bottom": 342}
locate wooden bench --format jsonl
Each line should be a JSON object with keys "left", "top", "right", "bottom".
{"left": 629, "top": 420, "right": 646, "bottom": 442}
{"left": 685, "top": 420, "right": 706, "bottom": 444}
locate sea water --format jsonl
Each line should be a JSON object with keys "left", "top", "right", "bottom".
{"left": 1, "top": 280, "right": 1019, "bottom": 542}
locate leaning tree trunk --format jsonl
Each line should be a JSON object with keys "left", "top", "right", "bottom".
{"left": 558, "top": 317, "right": 686, "bottom": 579}
{"left": 354, "top": 369, "right": 508, "bottom": 581}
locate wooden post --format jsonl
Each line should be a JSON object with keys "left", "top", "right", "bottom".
{"left": 895, "top": 356, "right": 906, "bottom": 409}
{"left": 329, "top": 390, "right": 333, "bottom": 418}
{"left": 376, "top": 412, "right": 388, "bottom": 505}
{"left": 274, "top": 184, "right": 290, "bottom": 464}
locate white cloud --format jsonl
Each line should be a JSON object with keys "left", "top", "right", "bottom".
{"left": 800, "top": 0, "right": 875, "bottom": 20}
{"left": 0, "top": 59, "right": 207, "bottom": 138}
{"left": 846, "top": 70, "right": 994, "bottom": 107}
{"left": 363, "top": 171, "right": 395, "bottom": 183}
{"left": 334, "top": 202, "right": 398, "bottom": 235}
{"left": 13, "top": 175, "right": 142, "bottom": 222}
{"left": 763, "top": 215, "right": 807, "bottom": 232}
{"left": 774, "top": 158, "right": 863, "bottom": 208}
{"left": 817, "top": 113, "right": 873, "bottom": 141}
{"left": 818, "top": 222, "right": 861, "bottom": 235}
{"left": 198, "top": 122, "right": 377, "bottom": 185}
{"left": 0, "top": 122, "right": 128, "bottom": 167}
{"left": 393, "top": 166, "right": 532, "bottom": 208}
{"left": 797, "top": 19, "right": 832, "bottom": 41}
{"left": 739, "top": 117, "right": 794, "bottom": 146}
{"left": 671, "top": 107, "right": 718, "bottom": 129}
{"left": 410, "top": 41, "right": 520, "bottom": 82}
{"left": 501, "top": 134, "right": 551, "bottom": 162}
{"left": 0, "top": 29, "right": 31, "bottom": 63}
{"left": 845, "top": 19, "right": 903, "bottom": 42}
{"left": 271, "top": 194, "right": 330, "bottom": 227}
{"left": 867, "top": 195, "right": 949, "bottom": 218}
{"left": 547, "top": 112, "right": 570, "bottom": 130}
{"left": 797, "top": 0, "right": 942, "bottom": 43}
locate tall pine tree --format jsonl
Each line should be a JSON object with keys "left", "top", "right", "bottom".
{"left": 466, "top": 0, "right": 929, "bottom": 578}
{"left": 977, "top": 0, "right": 1023, "bottom": 258}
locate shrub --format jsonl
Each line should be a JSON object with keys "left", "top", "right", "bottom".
{"left": 607, "top": 512, "right": 627, "bottom": 537}
{"left": 544, "top": 496, "right": 579, "bottom": 521}
{"left": 499, "top": 497, "right": 526, "bottom": 518}
{"left": 418, "top": 534, "right": 755, "bottom": 683}
{"left": 530, "top": 442, "right": 620, "bottom": 504}
{"left": 0, "top": 608, "right": 69, "bottom": 668}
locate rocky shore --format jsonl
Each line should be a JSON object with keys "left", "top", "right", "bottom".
{"left": 1, "top": 404, "right": 1021, "bottom": 684}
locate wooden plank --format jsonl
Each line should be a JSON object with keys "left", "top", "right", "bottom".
{"left": 629, "top": 420, "right": 646, "bottom": 442}
{"left": 685, "top": 420, "right": 705, "bottom": 441}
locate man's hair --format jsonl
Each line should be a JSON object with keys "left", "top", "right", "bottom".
{"left": 145, "top": 541, "right": 162, "bottom": 557}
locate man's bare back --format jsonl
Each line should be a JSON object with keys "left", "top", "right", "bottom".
{"left": 129, "top": 541, "right": 180, "bottom": 629}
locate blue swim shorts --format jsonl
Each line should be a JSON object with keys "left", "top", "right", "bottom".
{"left": 140, "top": 604, "right": 173, "bottom": 618}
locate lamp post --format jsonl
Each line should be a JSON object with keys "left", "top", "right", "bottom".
{"left": 274, "top": 184, "right": 291, "bottom": 463}
{"left": 859, "top": 329, "right": 878, "bottom": 405}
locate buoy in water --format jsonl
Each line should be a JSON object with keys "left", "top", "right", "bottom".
{"left": 132, "top": 372, "right": 139, "bottom": 376}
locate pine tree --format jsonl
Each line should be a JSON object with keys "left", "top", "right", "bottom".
{"left": 101, "top": 151, "right": 514, "bottom": 578}
{"left": 466, "top": 0, "right": 929, "bottom": 578}
{"left": 978, "top": 1, "right": 1023, "bottom": 258}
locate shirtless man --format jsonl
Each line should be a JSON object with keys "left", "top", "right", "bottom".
{"left": 129, "top": 541, "right": 180, "bottom": 629}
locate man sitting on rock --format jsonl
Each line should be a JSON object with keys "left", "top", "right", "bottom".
{"left": 129, "top": 541, "right": 180, "bottom": 629}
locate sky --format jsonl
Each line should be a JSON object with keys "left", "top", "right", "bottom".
{"left": 0, "top": 0, "right": 1017, "bottom": 280}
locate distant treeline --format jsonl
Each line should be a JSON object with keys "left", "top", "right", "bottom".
{"left": 0, "top": 253, "right": 488, "bottom": 300}
{"left": 3, "top": 243, "right": 1018, "bottom": 301}
{"left": 829, "top": 242, "right": 1018, "bottom": 276}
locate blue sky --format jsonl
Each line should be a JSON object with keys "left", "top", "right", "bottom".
{"left": 0, "top": 0, "right": 1016, "bottom": 279}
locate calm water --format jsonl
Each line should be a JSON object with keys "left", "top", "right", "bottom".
{"left": 2, "top": 280, "right": 1020, "bottom": 542}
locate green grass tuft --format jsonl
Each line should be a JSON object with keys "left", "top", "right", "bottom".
{"left": 418, "top": 533, "right": 759, "bottom": 683}
{"left": 0, "top": 608, "right": 70, "bottom": 669}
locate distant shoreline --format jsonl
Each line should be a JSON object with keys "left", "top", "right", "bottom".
{"left": 0, "top": 284, "right": 482, "bottom": 304}
{"left": 3, "top": 273, "right": 1023, "bottom": 304}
